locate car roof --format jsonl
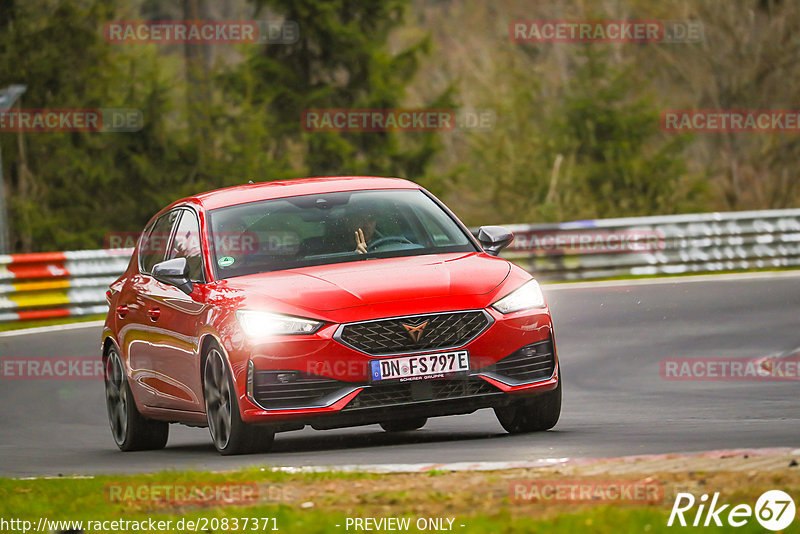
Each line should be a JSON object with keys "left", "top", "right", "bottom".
{"left": 186, "top": 176, "right": 420, "bottom": 210}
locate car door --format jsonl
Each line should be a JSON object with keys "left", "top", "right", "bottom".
{"left": 122, "top": 210, "right": 179, "bottom": 409}
{"left": 124, "top": 208, "right": 205, "bottom": 412}
{"left": 147, "top": 208, "right": 208, "bottom": 412}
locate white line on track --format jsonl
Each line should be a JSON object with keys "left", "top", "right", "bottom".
{"left": 266, "top": 447, "right": 798, "bottom": 474}
{"left": 11, "top": 449, "right": 799, "bottom": 479}
{"left": 0, "top": 319, "right": 105, "bottom": 338}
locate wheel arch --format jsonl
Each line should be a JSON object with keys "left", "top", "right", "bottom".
{"left": 199, "top": 333, "right": 227, "bottom": 387}
{"left": 102, "top": 336, "right": 121, "bottom": 368}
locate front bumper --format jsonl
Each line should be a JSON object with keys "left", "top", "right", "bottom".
{"left": 234, "top": 306, "right": 558, "bottom": 426}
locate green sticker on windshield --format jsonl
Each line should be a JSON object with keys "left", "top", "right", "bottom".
{"left": 218, "top": 256, "right": 235, "bottom": 267}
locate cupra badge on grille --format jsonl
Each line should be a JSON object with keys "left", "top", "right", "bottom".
{"left": 402, "top": 320, "right": 428, "bottom": 342}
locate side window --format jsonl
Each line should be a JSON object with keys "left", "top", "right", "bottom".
{"left": 412, "top": 206, "right": 451, "bottom": 246}
{"left": 139, "top": 210, "right": 179, "bottom": 274}
{"left": 168, "top": 210, "right": 205, "bottom": 282}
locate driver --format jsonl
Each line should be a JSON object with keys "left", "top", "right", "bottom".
{"left": 351, "top": 211, "right": 377, "bottom": 254}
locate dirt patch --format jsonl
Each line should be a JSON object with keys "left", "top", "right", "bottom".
{"left": 238, "top": 449, "right": 800, "bottom": 520}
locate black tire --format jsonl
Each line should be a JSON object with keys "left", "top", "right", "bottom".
{"left": 203, "top": 345, "right": 275, "bottom": 455}
{"left": 104, "top": 347, "right": 169, "bottom": 451}
{"left": 494, "top": 379, "right": 561, "bottom": 434}
{"left": 379, "top": 417, "right": 428, "bottom": 432}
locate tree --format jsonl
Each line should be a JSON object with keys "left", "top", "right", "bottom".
{"left": 556, "top": 49, "right": 701, "bottom": 219}
{"left": 223, "top": 0, "right": 446, "bottom": 179}
{"left": 651, "top": 0, "right": 800, "bottom": 210}
{"left": 0, "top": 0, "right": 194, "bottom": 251}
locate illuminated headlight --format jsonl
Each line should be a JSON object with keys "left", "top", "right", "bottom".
{"left": 492, "top": 280, "right": 546, "bottom": 314}
{"left": 236, "top": 310, "right": 323, "bottom": 337}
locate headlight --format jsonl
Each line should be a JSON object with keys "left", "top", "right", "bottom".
{"left": 236, "top": 310, "right": 323, "bottom": 337}
{"left": 492, "top": 280, "right": 546, "bottom": 314}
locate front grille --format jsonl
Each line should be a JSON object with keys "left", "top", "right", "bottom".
{"left": 344, "top": 378, "right": 499, "bottom": 410}
{"left": 490, "top": 339, "right": 556, "bottom": 382}
{"left": 337, "top": 311, "right": 491, "bottom": 356}
{"left": 253, "top": 370, "right": 347, "bottom": 409}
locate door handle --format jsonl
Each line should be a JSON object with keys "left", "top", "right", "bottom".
{"left": 147, "top": 307, "right": 161, "bottom": 321}
{"left": 116, "top": 305, "right": 129, "bottom": 319}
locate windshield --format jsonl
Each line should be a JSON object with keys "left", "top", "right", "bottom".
{"left": 208, "top": 189, "right": 476, "bottom": 279}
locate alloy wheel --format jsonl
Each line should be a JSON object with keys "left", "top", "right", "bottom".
{"left": 104, "top": 349, "right": 128, "bottom": 446}
{"left": 204, "top": 349, "right": 233, "bottom": 450}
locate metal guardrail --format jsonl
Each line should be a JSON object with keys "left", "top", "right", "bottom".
{"left": 0, "top": 249, "right": 131, "bottom": 322}
{"left": 499, "top": 208, "right": 800, "bottom": 280}
{"left": 0, "top": 208, "right": 798, "bottom": 322}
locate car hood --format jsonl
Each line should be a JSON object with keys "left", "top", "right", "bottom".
{"left": 221, "top": 253, "right": 511, "bottom": 312}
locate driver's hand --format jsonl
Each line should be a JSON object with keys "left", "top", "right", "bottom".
{"left": 354, "top": 228, "right": 368, "bottom": 254}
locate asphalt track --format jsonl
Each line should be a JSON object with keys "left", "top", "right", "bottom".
{"left": 1, "top": 272, "right": 798, "bottom": 477}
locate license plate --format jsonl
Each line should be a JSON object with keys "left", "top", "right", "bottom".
{"left": 370, "top": 350, "right": 470, "bottom": 381}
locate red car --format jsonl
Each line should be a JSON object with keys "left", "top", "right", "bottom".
{"left": 102, "top": 177, "right": 561, "bottom": 455}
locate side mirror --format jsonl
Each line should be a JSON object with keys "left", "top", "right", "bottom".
{"left": 152, "top": 257, "right": 193, "bottom": 295}
{"left": 477, "top": 226, "right": 514, "bottom": 256}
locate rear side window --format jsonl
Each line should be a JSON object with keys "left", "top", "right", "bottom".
{"left": 168, "top": 210, "right": 205, "bottom": 282}
{"left": 139, "top": 210, "right": 179, "bottom": 274}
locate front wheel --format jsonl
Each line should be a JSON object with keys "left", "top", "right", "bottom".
{"left": 203, "top": 346, "right": 274, "bottom": 455}
{"left": 494, "top": 379, "right": 561, "bottom": 434}
{"left": 104, "top": 347, "right": 169, "bottom": 451}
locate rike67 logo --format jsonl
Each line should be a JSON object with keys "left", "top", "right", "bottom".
{"left": 668, "top": 490, "right": 795, "bottom": 531}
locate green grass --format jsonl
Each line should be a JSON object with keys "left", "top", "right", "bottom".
{"left": 0, "top": 469, "right": 792, "bottom": 533}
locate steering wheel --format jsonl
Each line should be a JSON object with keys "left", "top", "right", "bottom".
{"left": 367, "top": 235, "right": 413, "bottom": 251}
